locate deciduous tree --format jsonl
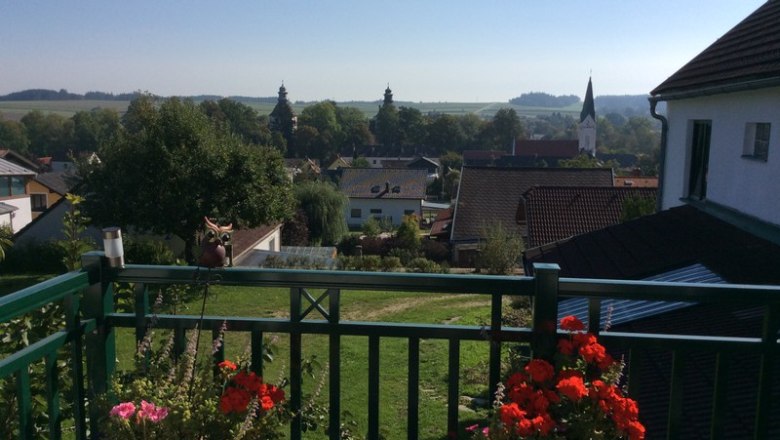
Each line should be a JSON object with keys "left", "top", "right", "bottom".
{"left": 293, "top": 180, "right": 347, "bottom": 245}
{"left": 79, "top": 96, "right": 293, "bottom": 262}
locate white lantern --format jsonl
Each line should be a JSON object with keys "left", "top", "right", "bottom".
{"left": 102, "top": 227, "right": 124, "bottom": 268}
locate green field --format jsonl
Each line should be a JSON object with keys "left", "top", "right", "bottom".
{"left": 0, "top": 99, "right": 580, "bottom": 121}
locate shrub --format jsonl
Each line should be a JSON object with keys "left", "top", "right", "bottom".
{"left": 0, "top": 240, "right": 67, "bottom": 274}
{"left": 421, "top": 239, "right": 450, "bottom": 263}
{"left": 479, "top": 222, "right": 524, "bottom": 275}
{"left": 358, "top": 255, "right": 382, "bottom": 272}
{"left": 124, "top": 237, "right": 177, "bottom": 265}
{"left": 407, "top": 257, "right": 447, "bottom": 274}
{"left": 359, "top": 236, "right": 386, "bottom": 256}
{"left": 336, "top": 235, "right": 361, "bottom": 256}
{"left": 336, "top": 255, "right": 357, "bottom": 271}
{"left": 361, "top": 217, "right": 381, "bottom": 238}
{"left": 380, "top": 256, "right": 402, "bottom": 272}
{"left": 387, "top": 247, "right": 417, "bottom": 266}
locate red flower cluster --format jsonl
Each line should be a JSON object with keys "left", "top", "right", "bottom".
{"left": 218, "top": 362, "right": 285, "bottom": 415}
{"left": 488, "top": 316, "right": 645, "bottom": 440}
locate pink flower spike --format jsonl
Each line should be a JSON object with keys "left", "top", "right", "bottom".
{"left": 482, "top": 426, "right": 490, "bottom": 437}
{"left": 465, "top": 424, "right": 479, "bottom": 432}
{"left": 110, "top": 402, "right": 136, "bottom": 419}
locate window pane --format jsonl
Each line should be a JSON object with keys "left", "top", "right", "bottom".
{"left": 755, "top": 123, "right": 770, "bottom": 160}
{"left": 10, "top": 177, "right": 25, "bottom": 195}
{"left": 350, "top": 208, "right": 361, "bottom": 218}
{"left": 31, "top": 194, "right": 47, "bottom": 211}
{"left": 0, "top": 177, "right": 9, "bottom": 197}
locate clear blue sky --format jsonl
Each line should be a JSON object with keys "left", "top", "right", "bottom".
{"left": 0, "top": 1, "right": 766, "bottom": 102}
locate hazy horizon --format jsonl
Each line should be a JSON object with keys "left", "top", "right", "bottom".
{"left": 0, "top": 1, "right": 765, "bottom": 102}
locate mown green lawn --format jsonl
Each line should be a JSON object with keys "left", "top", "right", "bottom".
{"left": 115, "top": 283, "right": 517, "bottom": 439}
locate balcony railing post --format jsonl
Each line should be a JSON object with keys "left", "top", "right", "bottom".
{"left": 80, "top": 251, "right": 117, "bottom": 436}
{"left": 532, "top": 263, "right": 560, "bottom": 361}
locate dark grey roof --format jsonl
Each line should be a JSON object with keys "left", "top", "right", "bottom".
{"left": 0, "top": 157, "right": 35, "bottom": 176}
{"left": 34, "top": 171, "right": 73, "bottom": 195}
{"left": 652, "top": 1, "right": 780, "bottom": 97}
{"left": 451, "top": 167, "right": 614, "bottom": 242}
{"left": 339, "top": 168, "right": 427, "bottom": 199}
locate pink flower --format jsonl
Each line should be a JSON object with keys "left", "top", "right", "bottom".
{"left": 482, "top": 426, "right": 490, "bottom": 437}
{"left": 137, "top": 400, "right": 169, "bottom": 423}
{"left": 465, "top": 424, "right": 479, "bottom": 432}
{"left": 110, "top": 402, "right": 136, "bottom": 419}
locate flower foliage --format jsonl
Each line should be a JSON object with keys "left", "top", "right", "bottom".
{"left": 102, "top": 322, "right": 289, "bottom": 440}
{"left": 476, "top": 315, "right": 645, "bottom": 440}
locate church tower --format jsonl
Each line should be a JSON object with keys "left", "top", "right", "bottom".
{"left": 383, "top": 84, "right": 393, "bottom": 106}
{"left": 578, "top": 77, "right": 596, "bottom": 156}
{"left": 269, "top": 83, "right": 296, "bottom": 143}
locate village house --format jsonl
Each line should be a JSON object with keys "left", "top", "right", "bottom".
{"left": 524, "top": 2, "right": 780, "bottom": 437}
{"left": 338, "top": 167, "right": 427, "bottom": 228}
{"left": 0, "top": 157, "right": 36, "bottom": 233}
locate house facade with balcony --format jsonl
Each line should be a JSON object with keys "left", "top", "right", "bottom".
{"left": 0, "top": 157, "right": 36, "bottom": 233}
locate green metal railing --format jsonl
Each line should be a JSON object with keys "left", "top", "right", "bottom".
{"left": 1, "top": 253, "right": 779, "bottom": 440}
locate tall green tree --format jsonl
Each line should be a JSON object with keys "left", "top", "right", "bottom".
{"left": 71, "top": 108, "right": 120, "bottom": 153}
{"left": 293, "top": 180, "right": 347, "bottom": 245}
{"left": 374, "top": 104, "right": 400, "bottom": 148}
{"left": 296, "top": 101, "right": 341, "bottom": 161}
{"left": 397, "top": 106, "right": 427, "bottom": 148}
{"left": 427, "top": 114, "right": 466, "bottom": 154}
{"left": 491, "top": 108, "right": 525, "bottom": 151}
{"left": 335, "top": 106, "right": 373, "bottom": 153}
{"left": 21, "top": 110, "right": 74, "bottom": 157}
{"left": 200, "top": 98, "right": 271, "bottom": 146}
{"left": 79, "top": 97, "right": 293, "bottom": 262}
{"left": 0, "top": 119, "right": 30, "bottom": 155}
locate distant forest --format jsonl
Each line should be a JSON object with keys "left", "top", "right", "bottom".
{"left": 509, "top": 92, "right": 658, "bottom": 117}
{"left": 509, "top": 92, "right": 580, "bottom": 108}
{"left": 0, "top": 89, "right": 279, "bottom": 104}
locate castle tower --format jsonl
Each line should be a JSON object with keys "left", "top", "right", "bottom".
{"left": 578, "top": 77, "right": 596, "bottom": 156}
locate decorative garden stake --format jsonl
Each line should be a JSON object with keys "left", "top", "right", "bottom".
{"left": 199, "top": 216, "right": 233, "bottom": 268}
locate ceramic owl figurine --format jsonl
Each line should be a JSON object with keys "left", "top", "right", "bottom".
{"left": 199, "top": 217, "right": 233, "bottom": 268}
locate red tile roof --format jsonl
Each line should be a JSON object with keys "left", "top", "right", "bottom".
{"left": 513, "top": 140, "right": 579, "bottom": 158}
{"left": 451, "top": 167, "right": 614, "bottom": 242}
{"left": 429, "top": 207, "right": 453, "bottom": 239}
{"left": 614, "top": 176, "right": 658, "bottom": 188}
{"left": 230, "top": 224, "right": 280, "bottom": 260}
{"left": 652, "top": 1, "right": 780, "bottom": 97}
{"left": 523, "top": 186, "right": 657, "bottom": 248}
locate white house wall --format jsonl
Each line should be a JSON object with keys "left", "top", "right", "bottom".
{"left": 662, "top": 87, "right": 780, "bottom": 226}
{"left": 3, "top": 197, "right": 33, "bottom": 234}
{"left": 346, "top": 198, "right": 421, "bottom": 227}
{"left": 251, "top": 226, "right": 281, "bottom": 252}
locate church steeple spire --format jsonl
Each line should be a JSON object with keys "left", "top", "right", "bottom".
{"left": 580, "top": 77, "right": 595, "bottom": 123}
{"left": 578, "top": 77, "right": 596, "bottom": 156}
